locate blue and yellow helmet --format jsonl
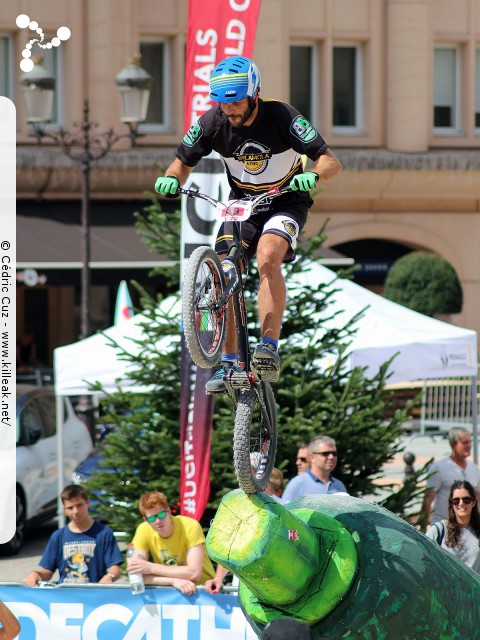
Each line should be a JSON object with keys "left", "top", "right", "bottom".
{"left": 209, "top": 56, "right": 261, "bottom": 103}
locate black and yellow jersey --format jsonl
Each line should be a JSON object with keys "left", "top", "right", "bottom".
{"left": 175, "top": 99, "right": 329, "bottom": 211}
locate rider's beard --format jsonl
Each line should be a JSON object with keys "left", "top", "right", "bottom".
{"left": 227, "top": 98, "right": 256, "bottom": 127}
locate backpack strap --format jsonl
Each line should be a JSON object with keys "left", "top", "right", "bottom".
{"left": 433, "top": 520, "right": 446, "bottom": 545}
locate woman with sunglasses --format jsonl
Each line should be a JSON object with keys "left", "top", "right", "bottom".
{"left": 425, "top": 480, "right": 480, "bottom": 574}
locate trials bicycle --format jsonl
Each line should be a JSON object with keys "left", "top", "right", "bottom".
{"left": 180, "top": 185, "right": 292, "bottom": 493}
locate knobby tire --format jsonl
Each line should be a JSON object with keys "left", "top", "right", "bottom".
{"left": 233, "top": 383, "right": 277, "bottom": 493}
{"left": 182, "top": 246, "right": 227, "bottom": 368}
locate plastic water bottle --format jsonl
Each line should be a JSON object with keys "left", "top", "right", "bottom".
{"left": 127, "top": 543, "right": 145, "bottom": 594}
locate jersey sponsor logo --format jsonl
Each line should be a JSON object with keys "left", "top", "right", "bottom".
{"left": 183, "top": 122, "right": 203, "bottom": 147}
{"left": 233, "top": 140, "right": 272, "bottom": 175}
{"left": 159, "top": 548, "right": 180, "bottom": 566}
{"left": 290, "top": 116, "right": 318, "bottom": 143}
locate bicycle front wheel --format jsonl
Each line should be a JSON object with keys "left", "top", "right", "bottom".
{"left": 182, "top": 246, "right": 227, "bottom": 368}
{"left": 233, "top": 383, "right": 277, "bottom": 493}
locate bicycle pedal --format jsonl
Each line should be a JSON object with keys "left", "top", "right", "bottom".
{"left": 251, "top": 359, "right": 278, "bottom": 371}
{"left": 253, "top": 360, "right": 276, "bottom": 368}
{"left": 205, "top": 387, "right": 228, "bottom": 396}
{"left": 250, "top": 360, "right": 279, "bottom": 383}
{"left": 228, "top": 370, "right": 252, "bottom": 387}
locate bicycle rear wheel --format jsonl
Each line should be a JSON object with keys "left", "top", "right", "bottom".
{"left": 182, "top": 246, "right": 227, "bottom": 368}
{"left": 233, "top": 382, "right": 277, "bottom": 493}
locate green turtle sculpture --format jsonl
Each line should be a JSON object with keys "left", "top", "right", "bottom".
{"left": 206, "top": 490, "right": 480, "bottom": 639}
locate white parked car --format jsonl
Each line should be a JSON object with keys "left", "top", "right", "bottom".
{"left": 0, "top": 385, "right": 93, "bottom": 555}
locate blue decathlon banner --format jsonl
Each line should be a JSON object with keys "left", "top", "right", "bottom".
{"left": 0, "top": 584, "right": 257, "bottom": 640}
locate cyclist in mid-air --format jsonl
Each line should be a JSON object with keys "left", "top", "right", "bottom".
{"left": 155, "top": 56, "right": 342, "bottom": 394}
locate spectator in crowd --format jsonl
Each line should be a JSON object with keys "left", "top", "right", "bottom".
{"left": 16, "top": 327, "right": 39, "bottom": 371}
{"left": 204, "top": 564, "right": 231, "bottom": 594}
{"left": 282, "top": 436, "right": 347, "bottom": 502}
{"left": 296, "top": 443, "right": 310, "bottom": 475}
{"left": 265, "top": 468, "right": 284, "bottom": 502}
{"left": 0, "top": 600, "right": 21, "bottom": 640}
{"left": 127, "top": 491, "right": 215, "bottom": 595}
{"left": 425, "top": 480, "right": 480, "bottom": 574}
{"left": 261, "top": 618, "right": 313, "bottom": 639}
{"left": 420, "top": 428, "right": 480, "bottom": 530}
{"left": 24, "top": 485, "right": 123, "bottom": 586}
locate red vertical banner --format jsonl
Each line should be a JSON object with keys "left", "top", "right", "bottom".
{"left": 179, "top": 0, "right": 262, "bottom": 520}
{"left": 183, "top": 0, "right": 262, "bottom": 132}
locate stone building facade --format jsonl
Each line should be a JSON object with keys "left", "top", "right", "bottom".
{"left": 2, "top": 0, "right": 478, "bottom": 362}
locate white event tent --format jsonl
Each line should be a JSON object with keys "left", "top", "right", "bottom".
{"left": 286, "top": 261, "right": 478, "bottom": 384}
{"left": 56, "top": 263, "right": 478, "bottom": 395}
{"left": 53, "top": 296, "right": 180, "bottom": 522}
{"left": 55, "top": 296, "right": 181, "bottom": 396}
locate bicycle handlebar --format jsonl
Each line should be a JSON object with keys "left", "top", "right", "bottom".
{"left": 176, "top": 185, "right": 293, "bottom": 211}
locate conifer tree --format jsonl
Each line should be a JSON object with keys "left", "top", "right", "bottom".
{"left": 84, "top": 193, "right": 423, "bottom": 537}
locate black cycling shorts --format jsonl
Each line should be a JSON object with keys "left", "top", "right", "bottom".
{"left": 214, "top": 203, "right": 308, "bottom": 263}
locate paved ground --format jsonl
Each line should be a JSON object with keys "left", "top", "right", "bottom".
{"left": 0, "top": 520, "right": 57, "bottom": 584}
{"left": 0, "top": 430, "right": 476, "bottom": 583}
{"left": 377, "top": 432, "right": 453, "bottom": 487}
{"left": 0, "top": 519, "right": 130, "bottom": 584}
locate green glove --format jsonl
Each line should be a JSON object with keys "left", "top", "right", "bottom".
{"left": 289, "top": 171, "right": 319, "bottom": 192}
{"left": 154, "top": 176, "right": 180, "bottom": 196}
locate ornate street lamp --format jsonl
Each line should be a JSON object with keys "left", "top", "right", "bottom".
{"left": 115, "top": 53, "right": 153, "bottom": 124}
{"left": 19, "top": 55, "right": 55, "bottom": 122}
{"left": 20, "top": 55, "right": 152, "bottom": 340}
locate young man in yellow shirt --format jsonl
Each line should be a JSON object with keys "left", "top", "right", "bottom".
{"left": 127, "top": 491, "right": 214, "bottom": 595}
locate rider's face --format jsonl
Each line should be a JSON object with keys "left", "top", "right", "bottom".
{"left": 220, "top": 98, "right": 257, "bottom": 127}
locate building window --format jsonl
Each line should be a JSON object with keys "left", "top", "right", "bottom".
{"left": 290, "top": 45, "right": 315, "bottom": 122}
{"left": 332, "top": 45, "right": 363, "bottom": 133}
{"left": 0, "top": 36, "right": 12, "bottom": 99}
{"left": 476, "top": 48, "right": 480, "bottom": 130}
{"left": 39, "top": 44, "right": 62, "bottom": 125}
{"left": 433, "top": 47, "right": 461, "bottom": 132}
{"left": 139, "top": 41, "right": 169, "bottom": 130}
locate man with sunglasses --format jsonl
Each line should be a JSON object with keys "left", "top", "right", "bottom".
{"left": 127, "top": 491, "right": 215, "bottom": 595}
{"left": 420, "top": 427, "right": 480, "bottom": 531}
{"left": 296, "top": 443, "right": 311, "bottom": 475}
{"left": 282, "top": 436, "right": 347, "bottom": 503}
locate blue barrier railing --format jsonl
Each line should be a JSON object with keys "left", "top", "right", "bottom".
{"left": 0, "top": 583, "right": 256, "bottom": 640}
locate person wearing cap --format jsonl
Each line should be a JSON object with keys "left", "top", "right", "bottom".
{"left": 154, "top": 56, "right": 341, "bottom": 395}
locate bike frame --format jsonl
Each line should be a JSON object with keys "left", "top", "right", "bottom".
{"left": 220, "top": 222, "right": 251, "bottom": 374}
{"left": 178, "top": 185, "right": 290, "bottom": 381}
{"left": 179, "top": 185, "right": 291, "bottom": 491}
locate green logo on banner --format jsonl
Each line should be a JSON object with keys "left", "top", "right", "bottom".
{"left": 291, "top": 116, "right": 317, "bottom": 143}
{"left": 183, "top": 122, "right": 203, "bottom": 146}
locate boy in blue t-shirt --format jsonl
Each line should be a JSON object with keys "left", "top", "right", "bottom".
{"left": 24, "top": 484, "right": 123, "bottom": 585}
